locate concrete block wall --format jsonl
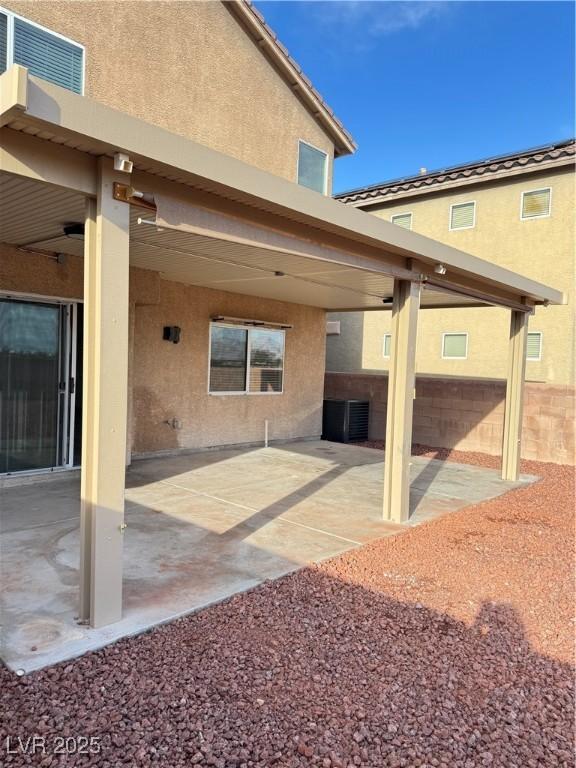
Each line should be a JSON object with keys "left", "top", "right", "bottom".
{"left": 324, "top": 372, "right": 575, "bottom": 465}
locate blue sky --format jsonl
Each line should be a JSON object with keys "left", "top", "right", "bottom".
{"left": 254, "top": 1, "right": 575, "bottom": 193}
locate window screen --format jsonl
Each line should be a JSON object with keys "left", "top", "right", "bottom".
{"left": 209, "top": 326, "right": 248, "bottom": 392}
{"left": 450, "top": 202, "right": 475, "bottom": 230}
{"left": 209, "top": 325, "right": 285, "bottom": 394}
{"left": 526, "top": 332, "right": 542, "bottom": 361}
{"left": 0, "top": 14, "right": 7, "bottom": 74}
{"left": 522, "top": 189, "right": 551, "bottom": 219}
{"left": 298, "top": 142, "right": 327, "bottom": 194}
{"left": 13, "top": 17, "right": 83, "bottom": 93}
{"left": 383, "top": 334, "right": 391, "bottom": 358}
{"left": 391, "top": 213, "right": 412, "bottom": 230}
{"left": 442, "top": 333, "right": 467, "bottom": 359}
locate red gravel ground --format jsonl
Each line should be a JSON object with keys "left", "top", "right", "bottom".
{"left": 1, "top": 450, "right": 574, "bottom": 767}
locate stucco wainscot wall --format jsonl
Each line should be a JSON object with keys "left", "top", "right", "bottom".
{"left": 324, "top": 371, "right": 575, "bottom": 465}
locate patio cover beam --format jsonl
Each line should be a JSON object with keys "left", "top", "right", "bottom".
{"left": 79, "top": 157, "right": 130, "bottom": 628}
{"left": 501, "top": 310, "right": 529, "bottom": 481}
{"left": 383, "top": 279, "right": 420, "bottom": 523}
{"left": 0, "top": 127, "right": 97, "bottom": 195}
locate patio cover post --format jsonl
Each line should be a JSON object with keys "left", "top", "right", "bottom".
{"left": 383, "top": 279, "right": 420, "bottom": 523}
{"left": 501, "top": 309, "right": 529, "bottom": 481}
{"left": 79, "top": 157, "right": 130, "bottom": 628}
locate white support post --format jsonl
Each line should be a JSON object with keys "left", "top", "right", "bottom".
{"left": 79, "top": 157, "right": 130, "bottom": 628}
{"left": 383, "top": 279, "right": 420, "bottom": 523}
{"left": 501, "top": 309, "right": 529, "bottom": 481}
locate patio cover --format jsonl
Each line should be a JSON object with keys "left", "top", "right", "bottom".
{"left": 0, "top": 65, "right": 565, "bottom": 630}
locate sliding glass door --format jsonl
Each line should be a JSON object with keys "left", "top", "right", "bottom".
{"left": 0, "top": 298, "right": 80, "bottom": 474}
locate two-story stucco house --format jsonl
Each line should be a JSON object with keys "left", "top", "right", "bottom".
{"left": 0, "top": 0, "right": 563, "bottom": 660}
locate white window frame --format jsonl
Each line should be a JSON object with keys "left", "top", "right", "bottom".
{"left": 520, "top": 187, "right": 552, "bottom": 221}
{"left": 449, "top": 200, "right": 476, "bottom": 231}
{"left": 207, "top": 322, "right": 285, "bottom": 396}
{"left": 441, "top": 332, "right": 468, "bottom": 360}
{"left": 382, "top": 333, "right": 391, "bottom": 359}
{"left": 0, "top": 5, "right": 85, "bottom": 95}
{"left": 390, "top": 212, "right": 413, "bottom": 230}
{"left": 296, "top": 139, "right": 329, "bottom": 195}
{"left": 526, "top": 331, "right": 543, "bottom": 362}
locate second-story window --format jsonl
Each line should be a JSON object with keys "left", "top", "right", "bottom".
{"left": 298, "top": 140, "right": 328, "bottom": 194}
{"left": 442, "top": 332, "right": 468, "bottom": 359}
{"left": 391, "top": 212, "right": 413, "bottom": 230}
{"left": 521, "top": 188, "right": 551, "bottom": 220}
{"left": 0, "top": 8, "right": 84, "bottom": 94}
{"left": 449, "top": 201, "right": 476, "bottom": 230}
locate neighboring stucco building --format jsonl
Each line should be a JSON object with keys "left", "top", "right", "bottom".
{"left": 325, "top": 141, "right": 575, "bottom": 464}
{"left": 329, "top": 140, "right": 575, "bottom": 386}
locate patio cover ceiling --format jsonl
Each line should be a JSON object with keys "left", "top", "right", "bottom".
{"left": 0, "top": 67, "right": 564, "bottom": 312}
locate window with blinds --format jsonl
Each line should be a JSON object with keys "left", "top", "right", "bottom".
{"left": 382, "top": 334, "right": 391, "bottom": 358}
{"left": 0, "top": 10, "right": 83, "bottom": 93}
{"left": 526, "top": 332, "right": 542, "bottom": 361}
{"left": 209, "top": 325, "right": 285, "bottom": 394}
{"left": 391, "top": 213, "right": 412, "bottom": 230}
{"left": 521, "top": 189, "right": 551, "bottom": 219}
{"left": 442, "top": 333, "right": 468, "bottom": 359}
{"left": 450, "top": 202, "right": 476, "bottom": 230}
{"left": 0, "top": 13, "right": 7, "bottom": 74}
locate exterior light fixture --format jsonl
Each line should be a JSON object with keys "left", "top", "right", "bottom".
{"left": 63, "top": 223, "right": 85, "bottom": 240}
{"left": 434, "top": 263, "right": 447, "bottom": 275}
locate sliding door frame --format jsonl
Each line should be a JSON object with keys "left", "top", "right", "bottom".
{"left": 0, "top": 291, "right": 82, "bottom": 476}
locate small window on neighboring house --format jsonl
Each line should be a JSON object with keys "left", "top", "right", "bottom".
{"left": 526, "top": 332, "right": 542, "bottom": 361}
{"left": 442, "top": 333, "right": 468, "bottom": 359}
{"left": 391, "top": 213, "right": 412, "bottom": 230}
{"left": 521, "top": 188, "right": 551, "bottom": 220}
{"left": 209, "top": 324, "right": 285, "bottom": 394}
{"left": 450, "top": 201, "right": 476, "bottom": 230}
{"left": 382, "top": 334, "right": 391, "bottom": 358}
{"left": 298, "top": 141, "right": 328, "bottom": 194}
{"left": 0, "top": 9, "right": 84, "bottom": 93}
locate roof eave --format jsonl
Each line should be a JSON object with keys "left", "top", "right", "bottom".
{"left": 224, "top": 0, "right": 356, "bottom": 157}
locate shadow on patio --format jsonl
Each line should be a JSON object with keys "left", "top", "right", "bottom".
{"left": 0, "top": 441, "right": 536, "bottom": 673}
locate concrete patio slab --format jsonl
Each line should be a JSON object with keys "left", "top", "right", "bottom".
{"left": 0, "top": 441, "right": 536, "bottom": 673}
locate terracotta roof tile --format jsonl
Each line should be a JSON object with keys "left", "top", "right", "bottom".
{"left": 336, "top": 139, "right": 575, "bottom": 203}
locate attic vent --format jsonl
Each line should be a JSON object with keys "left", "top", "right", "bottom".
{"left": 521, "top": 188, "right": 551, "bottom": 219}
{"left": 391, "top": 212, "right": 412, "bottom": 230}
{"left": 526, "top": 332, "right": 542, "bottom": 361}
{"left": 450, "top": 202, "right": 475, "bottom": 230}
{"left": 326, "top": 320, "right": 341, "bottom": 336}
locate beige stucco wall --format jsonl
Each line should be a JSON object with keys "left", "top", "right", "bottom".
{"left": 327, "top": 167, "right": 575, "bottom": 385}
{"left": 132, "top": 277, "right": 326, "bottom": 454}
{"left": 3, "top": 1, "right": 335, "bottom": 187}
{"left": 0, "top": 243, "right": 326, "bottom": 455}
